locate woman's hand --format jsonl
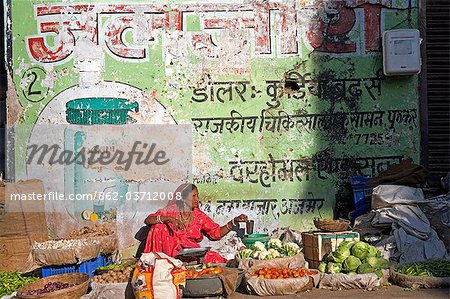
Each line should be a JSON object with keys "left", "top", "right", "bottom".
{"left": 233, "top": 214, "right": 248, "bottom": 223}
{"left": 163, "top": 216, "right": 184, "bottom": 230}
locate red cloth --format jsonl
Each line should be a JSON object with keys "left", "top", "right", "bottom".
{"left": 143, "top": 184, "right": 226, "bottom": 263}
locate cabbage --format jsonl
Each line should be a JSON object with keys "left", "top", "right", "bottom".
{"left": 351, "top": 241, "right": 370, "bottom": 260}
{"left": 366, "top": 257, "right": 389, "bottom": 270}
{"left": 376, "top": 258, "right": 389, "bottom": 269}
{"left": 366, "top": 245, "right": 378, "bottom": 258}
{"left": 375, "top": 269, "right": 384, "bottom": 278}
{"left": 338, "top": 241, "right": 356, "bottom": 252}
{"left": 357, "top": 263, "right": 374, "bottom": 274}
{"left": 326, "top": 262, "right": 342, "bottom": 274}
{"left": 347, "top": 271, "right": 357, "bottom": 275}
{"left": 318, "top": 262, "right": 327, "bottom": 273}
{"left": 330, "top": 248, "right": 350, "bottom": 263}
{"left": 365, "top": 256, "right": 378, "bottom": 268}
{"left": 343, "top": 256, "right": 362, "bottom": 272}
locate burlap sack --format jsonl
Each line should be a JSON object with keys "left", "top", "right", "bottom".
{"left": 31, "top": 243, "right": 101, "bottom": 266}
{"left": 390, "top": 269, "right": 450, "bottom": 289}
{"left": 243, "top": 254, "right": 320, "bottom": 296}
{"left": 318, "top": 269, "right": 389, "bottom": 290}
{"left": 93, "top": 234, "right": 119, "bottom": 254}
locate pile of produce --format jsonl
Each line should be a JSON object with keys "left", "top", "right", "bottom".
{"left": 69, "top": 224, "right": 113, "bottom": 239}
{"left": 22, "top": 281, "right": 78, "bottom": 295}
{"left": 186, "top": 266, "right": 223, "bottom": 278}
{"left": 252, "top": 267, "right": 317, "bottom": 279}
{"left": 96, "top": 261, "right": 135, "bottom": 272}
{"left": 92, "top": 264, "right": 134, "bottom": 283}
{"left": 239, "top": 239, "right": 301, "bottom": 260}
{"left": 318, "top": 241, "right": 389, "bottom": 277}
{"left": 395, "top": 259, "right": 450, "bottom": 277}
{"left": 32, "top": 238, "right": 100, "bottom": 250}
{"left": 0, "top": 272, "right": 38, "bottom": 297}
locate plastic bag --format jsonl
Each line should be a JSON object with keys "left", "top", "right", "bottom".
{"left": 243, "top": 254, "right": 320, "bottom": 296}
{"left": 318, "top": 270, "right": 389, "bottom": 290}
{"left": 271, "top": 227, "right": 302, "bottom": 246}
{"left": 390, "top": 269, "right": 450, "bottom": 289}
{"left": 131, "top": 252, "right": 186, "bottom": 299}
{"left": 81, "top": 282, "right": 128, "bottom": 299}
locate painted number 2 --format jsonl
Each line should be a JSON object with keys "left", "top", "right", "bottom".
{"left": 27, "top": 72, "right": 42, "bottom": 96}
{"left": 21, "top": 67, "right": 48, "bottom": 102}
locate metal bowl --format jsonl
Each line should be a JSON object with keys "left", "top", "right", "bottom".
{"left": 176, "top": 247, "right": 211, "bottom": 259}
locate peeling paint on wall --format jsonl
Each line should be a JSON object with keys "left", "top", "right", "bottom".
{"left": 6, "top": 0, "right": 420, "bottom": 249}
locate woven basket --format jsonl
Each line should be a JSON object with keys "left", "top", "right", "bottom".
{"left": 17, "top": 273, "right": 89, "bottom": 299}
{"left": 313, "top": 218, "right": 350, "bottom": 232}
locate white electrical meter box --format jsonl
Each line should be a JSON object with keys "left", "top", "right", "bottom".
{"left": 383, "top": 29, "right": 421, "bottom": 76}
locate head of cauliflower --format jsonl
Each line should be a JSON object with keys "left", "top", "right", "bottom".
{"left": 268, "top": 238, "right": 283, "bottom": 249}
{"left": 251, "top": 241, "right": 266, "bottom": 252}
{"left": 267, "top": 248, "right": 281, "bottom": 259}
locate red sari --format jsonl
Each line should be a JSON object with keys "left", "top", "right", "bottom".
{"left": 144, "top": 185, "right": 226, "bottom": 264}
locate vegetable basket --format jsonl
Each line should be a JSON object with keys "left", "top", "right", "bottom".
{"left": 17, "top": 273, "right": 89, "bottom": 299}
{"left": 313, "top": 218, "right": 350, "bottom": 232}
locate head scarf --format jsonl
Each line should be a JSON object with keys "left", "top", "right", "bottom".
{"left": 164, "top": 183, "right": 196, "bottom": 212}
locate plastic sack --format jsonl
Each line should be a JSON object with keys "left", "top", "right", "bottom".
{"left": 81, "top": 282, "right": 128, "bottom": 299}
{"left": 390, "top": 269, "right": 450, "bottom": 289}
{"left": 243, "top": 254, "right": 320, "bottom": 296}
{"left": 318, "top": 269, "right": 389, "bottom": 290}
{"left": 371, "top": 185, "right": 425, "bottom": 209}
{"left": 271, "top": 227, "right": 302, "bottom": 246}
{"left": 131, "top": 252, "right": 186, "bottom": 299}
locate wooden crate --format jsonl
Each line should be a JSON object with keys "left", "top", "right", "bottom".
{"left": 302, "top": 231, "right": 360, "bottom": 268}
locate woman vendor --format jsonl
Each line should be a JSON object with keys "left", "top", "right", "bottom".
{"left": 144, "top": 183, "right": 248, "bottom": 263}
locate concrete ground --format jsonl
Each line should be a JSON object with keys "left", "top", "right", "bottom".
{"left": 229, "top": 285, "right": 450, "bottom": 299}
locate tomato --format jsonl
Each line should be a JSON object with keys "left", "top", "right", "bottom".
{"left": 259, "top": 274, "right": 265, "bottom": 279}
{"left": 265, "top": 274, "right": 271, "bottom": 279}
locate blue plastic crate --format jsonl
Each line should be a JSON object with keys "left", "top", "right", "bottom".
{"left": 42, "top": 255, "right": 111, "bottom": 278}
{"left": 350, "top": 176, "right": 374, "bottom": 209}
{"left": 350, "top": 202, "right": 371, "bottom": 220}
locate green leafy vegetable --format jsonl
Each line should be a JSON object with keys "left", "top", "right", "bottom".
{"left": 318, "top": 262, "right": 327, "bottom": 273}
{"left": 351, "top": 241, "right": 370, "bottom": 260}
{"left": 375, "top": 269, "right": 384, "bottom": 279}
{"left": 0, "top": 272, "right": 38, "bottom": 297}
{"left": 338, "top": 241, "right": 356, "bottom": 252}
{"left": 284, "top": 242, "right": 301, "bottom": 257}
{"left": 357, "top": 263, "right": 374, "bottom": 274}
{"left": 395, "top": 259, "right": 450, "bottom": 277}
{"left": 344, "top": 256, "right": 362, "bottom": 272}
{"left": 239, "top": 248, "right": 254, "bottom": 260}
{"left": 366, "top": 245, "right": 379, "bottom": 258}
{"left": 326, "top": 262, "right": 342, "bottom": 274}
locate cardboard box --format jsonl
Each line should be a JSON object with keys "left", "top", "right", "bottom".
{"left": 0, "top": 180, "right": 48, "bottom": 272}
{"left": 302, "top": 231, "right": 360, "bottom": 268}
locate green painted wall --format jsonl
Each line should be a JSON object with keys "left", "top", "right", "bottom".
{"left": 7, "top": 0, "right": 420, "bottom": 239}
